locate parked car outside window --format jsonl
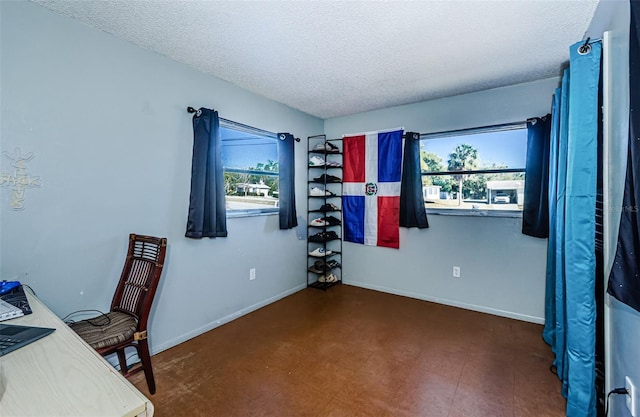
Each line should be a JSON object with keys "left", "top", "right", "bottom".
{"left": 493, "top": 193, "right": 511, "bottom": 204}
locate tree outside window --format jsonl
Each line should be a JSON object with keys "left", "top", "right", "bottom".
{"left": 420, "top": 125, "right": 527, "bottom": 214}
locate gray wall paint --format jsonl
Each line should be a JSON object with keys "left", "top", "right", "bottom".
{"left": 324, "top": 78, "right": 558, "bottom": 323}
{"left": 0, "top": 1, "right": 321, "bottom": 353}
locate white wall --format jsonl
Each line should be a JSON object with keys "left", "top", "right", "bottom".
{"left": 325, "top": 78, "right": 559, "bottom": 323}
{"left": 0, "top": 1, "right": 321, "bottom": 353}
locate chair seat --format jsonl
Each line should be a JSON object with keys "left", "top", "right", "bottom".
{"left": 71, "top": 311, "right": 137, "bottom": 350}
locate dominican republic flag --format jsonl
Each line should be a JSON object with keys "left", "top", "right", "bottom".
{"left": 342, "top": 129, "right": 404, "bottom": 249}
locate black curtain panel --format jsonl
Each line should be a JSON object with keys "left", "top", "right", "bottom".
{"left": 185, "top": 108, "right": 228, "bottom": 238}
{"left": 400, "top": 132, "right": 429, "bottom": 228}
{"left": 277, "top": 133, "right": 298, "bottom": 229}
{"left": 608, "top": 1, "right": 640, "bottom": 313}
{"left": 522, "top": 116, "right": 552, "bottom": 238}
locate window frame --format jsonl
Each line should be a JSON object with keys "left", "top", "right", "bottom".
{"left": 419, "top": 121, "right": 527, "bottom": 218}
{"left": 220, "top": 118, "right": 280, "bottom": 218}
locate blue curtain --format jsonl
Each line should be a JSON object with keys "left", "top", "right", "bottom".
{"left": 522, "top": 116, "right": 551, "bottom": 238}
{"left": 542, "top": 84, "right": 565, "bottom": 372}
{"left": 543, "top": 40, "right": 601, "bottom": 417}
{"left": 277, "top": 133, "right": 298, "bottom": 229}
{"left": 400, "top": 132, "right": 429, "bottom": 228}
{"left": 185, "top": 108, "right": 228, "bottom": 238}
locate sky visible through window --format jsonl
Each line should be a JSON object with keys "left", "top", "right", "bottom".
{"left": 422, "top": 128, "right": 527, "bottom": 170}
{"left": 219, "top": 124, "right": 279, "bottom": 213}
{"left": 220, "top": 126, "right": 278, "bottom": 170}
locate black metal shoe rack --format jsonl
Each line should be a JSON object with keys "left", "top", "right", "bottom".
{"left": 307, "top": 134, "right": 343, "bottom": 290}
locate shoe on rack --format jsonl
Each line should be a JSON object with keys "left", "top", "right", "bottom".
{"left": 326, "top": 259, "right": 341, "bottom": 269}
{"left": 308, "top": 232, "right": 326, "bottom": 242}
{"left": 325, "top": 160, "right": 342, "bottom": 168}
{"left": 313, "top": 174, "right": 342, "bottom": 183}
{"left": 324, "top": 215, "right": 342, "bottom": 225}
{"left": 324, "top": 231, "right": 339, "bottom": 240}
{"left": 309, "top": 218, "right": 328, "bottom": 227}
{"left": 309, "top": 231, "right": 339, "bottom": 242}
{"left": 309, "top": 248, "right": 332, "bottom": 257}
{"left": 309, "top": 187, "right": 335, "bottom": 197}
{"left": 313, "top": 142, "right": 340, "bottom": 153}
{"left": 308, "top": 263, "right": 325, "bottom": 273}
{"left": 314, "top": 260, "right": 331, "bottom": 272}
{"left": 309, "top": 187, "right": 330, "bottom": 197}
{"left": 319, "top": 203, "right": 340, "bottom": 212}
{"left": 309, "top": 156, "right": 325, "bottom": 166}
{"left": 312, "top": 142, "right": 331, "bottom": 152}
{"left": 318, "top": 273, "right": 338, "bottom": 283}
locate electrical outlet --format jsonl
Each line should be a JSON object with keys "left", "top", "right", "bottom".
{"left": 626, "top": 376, "right": 637, "bottom": 417}
{"left": 452, "top": 266, "right": 461, "bottom": 278}
{"left": 249, "top": 268, "right": 256, "bottom": 281}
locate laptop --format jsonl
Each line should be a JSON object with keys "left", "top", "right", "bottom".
{"left": 0, "top": 323, "right": 55, "bottom": 356}
{"left": 0, "top": 298, "right": 24, "bottom": 322}
{"left": 0, "top": 285, "right": 33, "bottom": 316}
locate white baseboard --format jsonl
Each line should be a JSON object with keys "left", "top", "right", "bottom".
{"left": 343, "top": 279, "right": 544, "bottom": 325}
{"left": 150, "top": 283, "right": 307, "bottom": 355}
{"left": 150, "top": 280, "right": 543, "bottom": 357}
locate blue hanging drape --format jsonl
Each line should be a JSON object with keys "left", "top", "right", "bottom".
{"left": 542, "top": 85, "right": 564, "bottom": 366}
{"left": 185, "top": 108, "right": 228, "bottom": 238}
{"left": 543, "top": 40, "right": 601, "bottom": 417}
{"left": 607, "top": 0, "right": 640, "bottom": 313}
{"left": 400, "top": 132, "right": 429, "bottom": 228}
{"left": 522, "top": 116, "right": 551, "bottom": 238}
{"left": 277, "top": 133, "right": 298, "bottom": 230}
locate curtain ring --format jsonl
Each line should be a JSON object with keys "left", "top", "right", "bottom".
{"left": 187, "top": 106, "right": 203, "bottom": 117}
{"left": 578, "top": 38, "right": 591, "bottom": 55}
{"left": 578, "top": 44, "right": 591, "bottom": 55}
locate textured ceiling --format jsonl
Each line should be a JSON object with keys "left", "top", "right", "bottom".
{"left": 32, "top": 0, "right": 600, "bottom": 119}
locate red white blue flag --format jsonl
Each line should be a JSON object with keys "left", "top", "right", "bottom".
{"left": 342, "top": 129, "right": 404, "bottom": 249}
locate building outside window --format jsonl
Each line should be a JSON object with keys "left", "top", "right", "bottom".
{"left": 220, "top": 119, "right": 279, "bottom": 215}
{"left": 420, "top": 123, "right": 527, "bottom": 216}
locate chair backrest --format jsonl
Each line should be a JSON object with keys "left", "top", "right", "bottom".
{"left": 111, "top": 234, "right": 167, "bottom": 330}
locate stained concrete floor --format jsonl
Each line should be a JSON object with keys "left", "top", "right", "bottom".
{"left": 131, "top": 284, "right": 564, "bottom": 417}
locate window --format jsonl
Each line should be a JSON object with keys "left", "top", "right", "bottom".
{"left": 220, "top": 119, "right": 279, "bottom": 216}
{"left": 420, "top": 123, "right": 527, "bottom": 216}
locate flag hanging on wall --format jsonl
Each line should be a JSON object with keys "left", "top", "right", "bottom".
{"left": 342, "top": 129, "right": 404, "bottom": 249}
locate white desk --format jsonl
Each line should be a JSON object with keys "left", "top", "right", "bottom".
{"left": 0, "top": 291, "right": 154, "bottom": 417}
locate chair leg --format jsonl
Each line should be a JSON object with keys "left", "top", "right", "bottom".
{"left": 137, "top": 339, "right": 156, "bottom": 395}
{"left": 116, "top": 348, "right": 128, "bottom": 374}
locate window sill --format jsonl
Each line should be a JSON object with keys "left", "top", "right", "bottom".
{"left": 227, "top": 209, "right": 278, "bottom": 219}
{"left": 426, "top": 208, "right": 522, "bottom": 218}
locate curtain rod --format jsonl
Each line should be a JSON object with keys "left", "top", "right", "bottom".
{"left": 186, "top": 106, "right": 300, "bottom": 142}
{"left": 326, "top": 131, "right": 420, "bottom": 141}
{"left": 420, "top": 121, "right": 527, "bottom": 140}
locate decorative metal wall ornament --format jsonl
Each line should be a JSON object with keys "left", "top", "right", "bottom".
{"left": 0, "top": 148, "right": 41, "bottom": 210}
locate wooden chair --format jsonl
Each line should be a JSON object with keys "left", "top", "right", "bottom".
{"left": 70, "top": 234, "right": 167, "bottom": 394}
